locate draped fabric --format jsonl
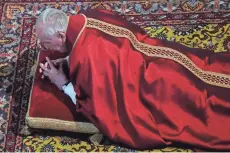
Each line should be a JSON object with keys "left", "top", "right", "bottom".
{"left": 66, "top": 9, "right": 230, "bottom": 150}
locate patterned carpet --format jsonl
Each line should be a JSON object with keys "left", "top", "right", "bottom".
{"left": 1, "top": 0, "right": 230, "bottom": 152}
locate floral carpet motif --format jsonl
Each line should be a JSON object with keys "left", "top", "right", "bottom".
{"left": 1, "top": 0, "right": 230, "bottom": 152}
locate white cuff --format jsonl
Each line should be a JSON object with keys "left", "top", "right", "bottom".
{"left": 62, "top": 82, "right": 77, "bottom": 105}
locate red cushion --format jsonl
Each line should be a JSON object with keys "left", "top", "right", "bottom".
{"left": 26, "top": 51, "right": 98, "bottom": 133}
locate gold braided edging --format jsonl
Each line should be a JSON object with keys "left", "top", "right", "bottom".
{"left": 86, "top": 18, "right": 230, "bottom": 89}
{"left": 26, "top": 117, "right": 99, "bottom": 134}
{"left": 25, "top": 52, "right": 99, "bottom": 134}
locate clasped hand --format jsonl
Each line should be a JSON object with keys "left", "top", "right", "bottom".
{"left": 39, "top": 57, "right": 68, "bottom": 90}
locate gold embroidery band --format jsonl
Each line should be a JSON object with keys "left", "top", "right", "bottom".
{"left": 86, "top": 18, "right": 230, "bottom": 89}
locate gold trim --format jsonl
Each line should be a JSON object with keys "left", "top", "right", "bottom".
{"left": 86, "top": 18, "right": 230, "bottom": 89}
{"left": 25, "top": 51, "right": 99, "bottom": 134}
{"left": 26, "top": 117, "right": 99, "bottom": 134}
{"left": 72, "top": 14, "right": 87, "bottom": 49}
{"left": 26, "top": 51, "right": 40, "bottom": 121}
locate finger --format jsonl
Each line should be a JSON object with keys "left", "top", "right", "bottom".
{"left": 39, "top": 63, "right": 47, "bottom": 71}
{"left": 41, "top": 75, "right": 44, "bottom": 79}
{"left": 53, "top": 59, "right": 62, "bottom": 66}
{"left": 40, "top": 63, "right": 50, "bottom": 72}
{"left": 52, "top": 60, "right": 57, "bottom": 66}
{"left": 46, "top": 57, "right": 55, "bottom": 69}
{"left": 45, "top": 62, "right": 48, "bottom": 68}
{"left": 39, "top": 68, "right": 42, "bottom": 73}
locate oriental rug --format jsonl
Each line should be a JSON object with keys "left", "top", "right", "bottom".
{"left": 1, "top": 0, "right": 230, "bottom": 152}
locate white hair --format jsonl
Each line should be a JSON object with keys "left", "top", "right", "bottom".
{"left": 36, "top": 8, "right": 68, "bottom": 37}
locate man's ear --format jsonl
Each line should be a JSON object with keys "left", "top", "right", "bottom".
{"left": 57, "top": 31, "right": 66, "bottom": 44}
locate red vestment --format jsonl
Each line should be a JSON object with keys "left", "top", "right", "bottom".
{"left": 66, "top": 9, "right": 230, "bottom": 150}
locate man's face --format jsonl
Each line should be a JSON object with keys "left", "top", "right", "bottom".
{"left": 36, "top": 22, "right": 66, "bottom": 52}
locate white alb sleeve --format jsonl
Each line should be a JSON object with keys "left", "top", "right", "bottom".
{"left": 63, "top": 82, "right": 77, "bottom": 105}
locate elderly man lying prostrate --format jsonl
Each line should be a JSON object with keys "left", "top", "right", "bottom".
{"left": 36, "top": 8, "right": 230, "bottom": 151}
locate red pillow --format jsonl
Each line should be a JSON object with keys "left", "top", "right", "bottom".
{"left": 25, "top": 51, "right": 99, "bottom": 134}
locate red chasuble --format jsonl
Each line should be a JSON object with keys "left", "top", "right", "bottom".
{"left": 66, "top": 9, "right": 230, "bottom": 150}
